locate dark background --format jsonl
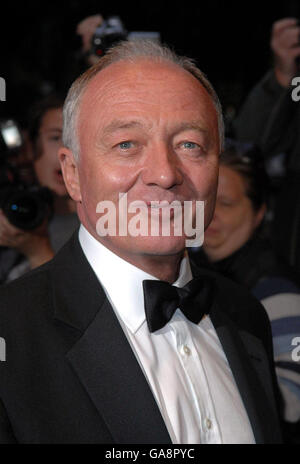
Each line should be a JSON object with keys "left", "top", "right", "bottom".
{"left": 1, "top": 0, "right": 300, "bottom": 125}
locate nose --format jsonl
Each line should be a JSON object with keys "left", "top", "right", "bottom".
{"left": 210, "top": 203, "right": 220, "bottom": 224}
{"left": 141, "top": 142, "right": 183, "bottom": 189}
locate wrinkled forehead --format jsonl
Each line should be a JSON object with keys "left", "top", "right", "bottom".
{"left": 78, "top": 59, "right": 218, "bottom": 122}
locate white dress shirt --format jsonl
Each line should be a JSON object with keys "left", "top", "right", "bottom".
{"left": 79, "top": 225, "right": 255, "bottom": 444}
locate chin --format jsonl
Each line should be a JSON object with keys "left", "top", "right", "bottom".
{"left": 127, "top": 235, "right": 187, "bottom": 257}
{"left": 99, "top": 234, "right": 186, "bottom": 259}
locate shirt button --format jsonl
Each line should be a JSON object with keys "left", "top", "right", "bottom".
{"left": 183, "top": 345, "right": 191, "bottom": 356}
{"left": 205, "top": 418, "right": 212, "bottom": 430}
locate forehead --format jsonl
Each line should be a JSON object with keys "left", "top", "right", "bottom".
{"left": 41, "top": 107, "right": 63, "bottom": 130}
{"left": 78, "top": 59, "right": 218, "bottom": 130}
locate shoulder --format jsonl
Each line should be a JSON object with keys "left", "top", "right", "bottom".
{"left": 0, "top": 259, "right": 53, "bottom": 331}
{"left": 0, "top": 233, "right": 75, "bottom": 323}
{"left": 0, "top": 230, "right": 80, "bottom": 310}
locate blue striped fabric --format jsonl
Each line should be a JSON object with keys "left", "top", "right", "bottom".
{"left": 276, "top": 361, "right": 300, "bottom": 375}
{"left": 277, "top": 377, "right": 300, "bottom": 402}
{"left": 272, "top": 334, "right": 300, "bottom": 357}
{"left": 252, "top": 277, "right": 300, "bottom": 422}
{"left": 271, "top": 317, "right": 300, "bottom": 337}
{"left": 253, "top": 277, "right": 300, "bottom": 301}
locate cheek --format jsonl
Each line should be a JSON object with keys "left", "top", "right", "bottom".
{"left": 34, "top": 157, "right": 49, "bottom": 184}
{"left": 78, "top": 164, "right": 124, "bottom": 213}
{"left": 81, "top": 160, "right": 139, "bottom": 201}
{"left": 225, "top": 206, "right": 255, "bottom": 241}
{"left": 223, "top": 208, "right": 240, "bottom": 229}
{"left": 41, "top": 139, "right": 59, "bottom": 164}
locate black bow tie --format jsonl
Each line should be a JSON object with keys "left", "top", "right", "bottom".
{"left": 142, "top": 277, "right": 214, "bottom": 333}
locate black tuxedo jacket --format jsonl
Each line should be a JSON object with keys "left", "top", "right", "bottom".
{"left": 0, "top": 232, "right": 282, "bottom": 443}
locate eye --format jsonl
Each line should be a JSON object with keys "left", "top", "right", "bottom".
{"left": 119, "top": 141, "right": 133, "bottom": 150}
{"left": 182, "top": 141, "right": 198, "bottom": 149}
{"left": 47, "top": 135, "right": 62, "bottom": 143}
{"left": 219, "top": 199, "right": 233, "bottom": 207}
{"left": 176, "top": 140, "right": 204, "bottom": 158}
{"left": 113, "top": 139, "right": 140, "bottom": 157}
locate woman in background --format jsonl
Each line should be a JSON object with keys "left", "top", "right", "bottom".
{"left": 0, "top": 94, "right": 79, "bottom": 282}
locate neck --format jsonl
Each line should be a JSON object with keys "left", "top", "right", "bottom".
{"left": 121, "top": 252, "right": 185, "bottom": 283}
{"left": 95, "top": 237, "right": 184, "bottom": 283}
{"left": 98, "top": 239, "right": 185, "bottom": 282}
{"left": 79, "top": 212, "right": 186, "bottom": 283}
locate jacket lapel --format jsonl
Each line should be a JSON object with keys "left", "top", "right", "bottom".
{"left": 210, "top": 303, "right": 281, "bottom": 444}
{"left": 51, "top": 232, "right": 171, "bottom": 444}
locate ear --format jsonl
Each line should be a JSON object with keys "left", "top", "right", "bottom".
{"left": 58, "top": 147, "right": 82, "bottom": 202}
{"left": 254, "top": 203, "right": 266, "bottom": 229}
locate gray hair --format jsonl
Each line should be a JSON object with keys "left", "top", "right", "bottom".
{"left": 62, "top": 40, "right": 224, "bottom": 160}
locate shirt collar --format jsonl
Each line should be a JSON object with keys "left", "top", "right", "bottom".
{"left": 78, "top": 225, "right": 193, "bottom": 334}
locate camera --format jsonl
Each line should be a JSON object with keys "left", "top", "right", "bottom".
{"left": 0, "top": 119, "right": 53, "bottom": 231}
{"left": 91, "top": 15, "right": 160, "bottom": 57}
{"left": 91, "top": 16, "right": 127, "bottom": 57}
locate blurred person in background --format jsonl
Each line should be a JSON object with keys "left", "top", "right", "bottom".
{"left": 234, "top": 17, "right": 300, "bottom": 277}
{"left": 76, "top": 14, "right": 104, "bottom": 67}
{"left": 234, "top": 17, "right": 300, "bottom": 176}
{"left": 190, "top": 139, "right": 300, "bottom": 442}
{"left": 0, "top": 95, "right": 79, "bottom": 283}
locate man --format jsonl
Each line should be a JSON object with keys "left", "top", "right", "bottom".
{"left": 0, "top": 40, "right": 282, "bottom": 444}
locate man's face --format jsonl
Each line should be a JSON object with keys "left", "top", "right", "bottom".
{"left": 34, "top": 108, "right": 67, "bottom": 197}
{"left": 62, "top": 59, "right": 220, "bottom": 262}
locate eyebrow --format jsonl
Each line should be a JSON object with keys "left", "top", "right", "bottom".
{"left": 172, "top": 122, "right": 209, "bottom": 135}
{"left": 102, "top": 120, "right": 209, "bottom": 137}
{"left": 102, "top": 120, "right": 144, "bottom": 135}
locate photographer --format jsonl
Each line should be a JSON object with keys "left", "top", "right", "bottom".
{"left": 76, "top": 14, "right": 104, "bottom": 67}
{"left": 0, "top": 95, "right": 79, "bottom": 283}
{"left": 234, "top": 18, "right": 300, "bottom": 173}
{"left": 233, "top": 18, "right": 300, "bottom": 273}
{"left": 76, "top": 14, "right": 160, "bottom": 68}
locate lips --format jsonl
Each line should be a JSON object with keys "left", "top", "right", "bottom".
{"left": 54, "top": 168, "right": 65, "bottom": 184}
{"left": 131, "top": 198, "right": 190, "bottom": 206}
{"left": 205, "top": 226, "right": 219, "bottom": 235}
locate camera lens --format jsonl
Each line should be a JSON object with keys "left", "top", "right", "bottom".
{"left": 3, "top": 190, "right": 48, "bottom": 230}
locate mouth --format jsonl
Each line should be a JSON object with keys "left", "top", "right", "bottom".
{"left": 128, "top": 201, "right": 191, "bottom": 223}
{"left": 55, "top": 169, "right": 64, "bottom": 182}
{"left": 205, "top": 226, "right": 219, "bottom": 236}
{"left": 132, "top": 198, "right": 189, "bottom": 207}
